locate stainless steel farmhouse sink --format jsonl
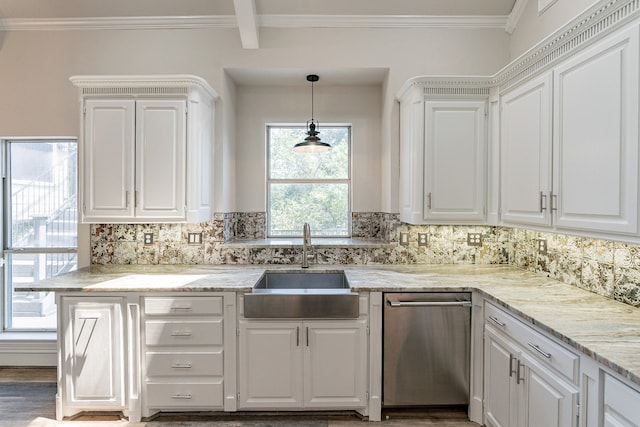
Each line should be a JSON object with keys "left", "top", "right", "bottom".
{"left": 243, "top": 270, "right": 359, "bottom": 318}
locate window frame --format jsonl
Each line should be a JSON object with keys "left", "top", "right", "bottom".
{"left": 1, "top": 137, "right": 78, "bottom": 333}
{"left": 266, "top": 124, "right": 352, "bottom": 238}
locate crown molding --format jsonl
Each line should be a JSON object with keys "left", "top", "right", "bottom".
{"left": 398, "top": 0, "right": 640, "bottom": 98}
{"left": 3, "top": 14, "right": 508, "bottom": 32}
{"left": 259, "top": 15, "right": 508, "bottom": 29}
{"left": 494, "top": 0, "right": 640, "bottom": 90}
{"left": 69, "top": 74, "right": 219, "bottom": 99}
{"left": 4, "top": 15, "right": 237, "bottom": 31}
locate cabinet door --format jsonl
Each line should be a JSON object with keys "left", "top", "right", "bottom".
{"left": 518, "top": 352, "right": 578, "bottom": 427}
{"left": 238, "top": 321, "right": 303, "bottom": 409}
{"left": 603, "top": 374, "right": 640, "bottom": 427}
{"left": 552, "top": 26, "right": 640, "bottom": 234}
{"left": 500, "top": 74, "right": 552, "bottom": 227}
{"left": 484, "top": 327, "right": 519, "bottom": 427}
{"left": 135, "top": 99, "right": 186, "bottom": 220}
{"left": 61, "top": 297, "right": 124, "bottom": 411}
{"left": 303, "top": 320, "right": 368, "bottom": 408}
{"left": 424, "top": 100, "right": 486, "bottom": 222}
{"left": 399, "top": 89, "right": 425, "bottom": 224}
{"left": 82, "top": 99, "right": 135, "bottom": 221}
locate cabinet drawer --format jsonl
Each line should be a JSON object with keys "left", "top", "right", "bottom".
{"left": 146, "top": 382, "right": 223, "bottom": 408}
{"left": 145, "top": 297, "right": 222, "bottom": 316}
{"left": 485, "top": 302, "right": 579, "bottom": 383}
{"left": 145, "top": 320, "right": 222, "bottom": 346}
{"left": 146, "top": 351, "right": 223, "bottom": 377}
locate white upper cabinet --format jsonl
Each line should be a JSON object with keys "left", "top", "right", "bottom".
{"left": 135, "top": 99, "right": 186, "bottom": 220}
{"left": 83, "top": 99, "right": 136, "bottom": 220}
{"left": 71, "top": 75, "right": 218, "bottom": 224}
{"left": 398, "top": 87, "right": 425, "bottom": 224}
{"left": 424, "top": 101, "right": 486, "bottom": 223}
{"left": 498, "top": 24, "right": 640, "bottom": 239}
{"left": 500, "top": 73, "right": 552, "bottom": 227}
{"left": 397, "top": 80, "right": 488, "bottom": 225}
{"left": 552, "top": 25, "right": 640, "bottom": 235}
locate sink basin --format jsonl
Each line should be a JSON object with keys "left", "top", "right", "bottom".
{"left": 244, "top": 270, "right": 359, "bottom": 319}
{"left": 253, "top": 271, "right": 350, "bottom": 291}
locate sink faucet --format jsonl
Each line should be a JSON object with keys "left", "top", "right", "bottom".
{"left": 302, "top": 222, "right": 313, "bottom": 268}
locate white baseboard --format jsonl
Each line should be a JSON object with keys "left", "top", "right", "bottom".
{"left": 0, "top": 340, "right": 56, "bottom": 366}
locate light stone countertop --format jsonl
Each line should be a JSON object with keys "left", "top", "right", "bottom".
{"left": 18, "top": 263, "right": 640, "bottom": 388}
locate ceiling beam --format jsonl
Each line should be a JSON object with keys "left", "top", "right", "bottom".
{"left": 505, "top": 0, "right": 529, "bottom": 34}
{"left": 233, "top": 0, "right": 259, "bottom": 49}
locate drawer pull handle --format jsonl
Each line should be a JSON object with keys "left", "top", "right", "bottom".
{"left": 171, "top": 363, "right": 193, "bottom": 369}
{"left": 528, "top": 342, "right": 552, "bottom": 359}
{"left": 170, "top": 331, "right": 192, "bottom": 337}
{"left": 171, "top": 394, "right": 192, "bottom": 399}
{"left": 171, "top": 305, "right": 192, "bottom": 311}
{"left": 489, "top": 316, "right": 506, "bottom": 328}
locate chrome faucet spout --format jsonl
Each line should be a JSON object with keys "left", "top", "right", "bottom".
{"left": 302, "top": 223, "right": 312, "bottom": 268}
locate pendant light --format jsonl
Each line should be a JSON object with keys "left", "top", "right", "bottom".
{"left": 294, "top": 74, "right": 331, "bottom": 153}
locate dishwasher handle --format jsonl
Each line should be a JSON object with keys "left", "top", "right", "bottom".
{"left": 387, "top": 300, "right": 472, "bottom": 308}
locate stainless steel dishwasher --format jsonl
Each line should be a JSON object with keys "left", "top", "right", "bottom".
{"left": 383, "top": 292, "right": 471, "bottom": 407}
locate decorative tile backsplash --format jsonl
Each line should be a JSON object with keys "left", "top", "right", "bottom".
{"left": 90, "top": 212, "right": 640, "bottom": 308}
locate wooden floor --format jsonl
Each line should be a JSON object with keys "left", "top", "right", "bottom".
{"left": 0, "top": 367, "right": 481, "bottom": 427}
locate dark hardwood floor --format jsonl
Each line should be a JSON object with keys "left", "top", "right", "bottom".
{"left": 0, "top": 367, "right": 480, "bottom": 426}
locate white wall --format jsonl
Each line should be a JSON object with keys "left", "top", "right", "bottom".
{"left": 234, "top": 83, "right": 382, "bottom": 213}
{"left": 509, "top": 0, "right": 599, "bottom": 59}
{"left": 0, "top": 25, "right": 510, "bottom": 214}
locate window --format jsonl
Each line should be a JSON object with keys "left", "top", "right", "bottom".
{"left": 2, "top": 139, "right": 78, "bottom": 331}
{"left": 267, "top": 125, "right": 351, "bottom": 237}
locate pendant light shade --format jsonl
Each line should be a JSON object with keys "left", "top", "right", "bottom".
{"left": 294, "top": 74, "right": 331, "bottom": 153}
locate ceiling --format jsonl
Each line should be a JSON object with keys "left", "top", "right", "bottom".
{"left": 0, "top": 0, "right": 524, "bottom": 47}
{"left": 0, "top": 0, "right": 518, "bottom": 18}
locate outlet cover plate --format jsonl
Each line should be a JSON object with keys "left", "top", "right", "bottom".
{"left": 188, "top": 232, "right": 203, "bottom": 245}
{"left": 143, "top": 232, "right": 154, "bottom": 245}
{"left": 399, "top": 232, "right": 410, "bottom": 246}
{"left": 467, "top": 233, "right": 482, "bottom": 247}
{"left": 538, "top": 239, "right": 548, "bottom": 254}
{"left": 418, "top": 233, "right": 428, "bottom": 246}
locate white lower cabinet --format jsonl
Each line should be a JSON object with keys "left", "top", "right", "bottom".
{"left": 142, "top": 296, "right": 225, "bottom": 418}
{"left": 484, "top": 302, "right": 579, "bottom": 427}
{"left": 238, "top": 319, "right": 368, "bottom": 410}
{"left": 57, "top": 296, "right": 125, "bottom": 420}
{"left": 484, "top": 328, "right": 519, "bottom": 427}
{"left": 603, "top": 373, "right": 640, "bottom": 427}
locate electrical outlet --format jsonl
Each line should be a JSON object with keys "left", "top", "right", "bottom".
{"left": 187, "top": 232, "right": 202, "bottom": 245}
{"left": 467, "top": 233, "right": 482, "bottom": 247}
{"left": 538, "top": 239, "right": 548, "bottom": 255}
{"left": 143, "top": 232, "right": 154, "bottom": 245}
{"left": 418, "top": 233, "right": 428, "bottom": 246}
{"left": 399, "top": 232, "right": 410, "bottom": 246}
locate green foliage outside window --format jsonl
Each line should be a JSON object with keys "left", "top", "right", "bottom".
{"left": 268, "top": 126, "right": 351, "bottom": 237}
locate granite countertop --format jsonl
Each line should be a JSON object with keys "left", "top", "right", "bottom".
{"left": 19, "top": 263, "right": 640, "bottom": 387}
